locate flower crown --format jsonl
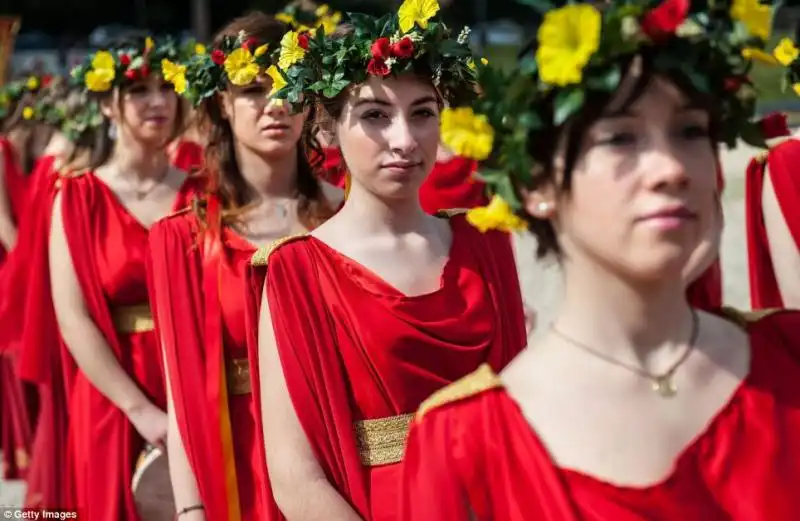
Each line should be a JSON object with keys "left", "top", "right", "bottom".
{"left": 772, "top": 36, "right": 800, "bottom": 95}
{"left": 180, "top": 31, "right": 280, "bottom": 106}
{"left": 70, "top": 36, "right": 186, "bottom": 93}
{"left": 0, "top": 75, "right": 51, "bottom": 119}
{"left": 270, "top": 0, "right": 479, "bottom": 108}
{"left": 60, "top": 100, "right": 104, "bottom": 142}
{"left": 276, "top": 2, "right": 342, "bottom": 35}
{"left": 440, "top": 0, "right": 783, "bottom": 233}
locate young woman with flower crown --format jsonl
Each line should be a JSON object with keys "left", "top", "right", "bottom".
{"left": 45, "top": 37, "right": 202, "bottom": 520}
{"left": 146, "top": 12, "right": 341, "bottom": 521}
{"left": 400, "top": 1, "right": 800, "bottom": 520}
{"left": 245, "top": 2, "right": 527, "bottom": 520}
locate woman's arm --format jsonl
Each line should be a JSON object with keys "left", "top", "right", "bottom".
{"left": 49, "top": 192, "right": 167, "bottom": 446}
{"left": 0, "top": 148, "right": 18, "bottom": 250}
{"left": 762, "top": 174, "right": 800, "bottom": 307}
{"left": 258, "top": 283, "right": 363, "bottom": 521}
{"left": 162, "top": 348, "right": 206, "bottom": 521}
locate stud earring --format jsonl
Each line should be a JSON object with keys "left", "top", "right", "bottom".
{"left": 537, "top": 201, "right": 551, "bottom": 213}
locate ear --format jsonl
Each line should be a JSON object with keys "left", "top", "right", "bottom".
{"left": 99, "top": 95, "right": 115, "bottom": 120}
{"left": 217, "top": 91, "right": 233, "bottom": 121}
{"left": 520, "top": 180, "right": 557, "bottom": 220}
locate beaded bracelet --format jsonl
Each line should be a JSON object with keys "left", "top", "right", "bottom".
{"left": 177, "top": 504, "right": 205, "bottom": 517}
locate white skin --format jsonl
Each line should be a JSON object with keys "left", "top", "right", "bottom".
{"left": 500, "top": 77, "right": 751, "bottom": 490}
{"left": 762, "top": 162, "right": 800, "bottom": 307}
{"left": 164, "top": 73, "right": 340, "bottom": 521}
{"left": 50, "top": 74, "right": 186, "bottom": 455}
{"left": 258, "top": 75, "right": 446, "bottom": 520}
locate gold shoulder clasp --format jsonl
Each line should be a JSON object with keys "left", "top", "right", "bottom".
{"left": 250, "top": 233, "right": 308, "bottom": 267}
{"left": 719, "top": 306, "right": 782, "bottom": 328}
{"left": 416, "top": 364, "right": 503, "bottom": 422}
{"left": 435, "top": 208, "right": 468, "bottom": 218}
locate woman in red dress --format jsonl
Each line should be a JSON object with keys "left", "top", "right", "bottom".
{"left": 401, "top": 3, "right": 800, "bottom": 520}
{"left": 246, "top": 4, "right": 527, "bottom": 520}
{"left": 47, "top": 38, "right": 202, "bottom": 521}
{"left": 745, "top": 137, "right": 800, "bottom": 309}
{"left": 148, "top": 13, "right": 339, "bottom": 521}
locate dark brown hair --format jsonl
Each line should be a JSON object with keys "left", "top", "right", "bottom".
{"left": 200, "top": 11, "right": 334, "bottom": 229}
{"left": 517, "top": 51, "right": 722, "bottom": 259}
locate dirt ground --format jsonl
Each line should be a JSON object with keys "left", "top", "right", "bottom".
{"left": 0, "top": 141, "right": 770, "bottom": 509}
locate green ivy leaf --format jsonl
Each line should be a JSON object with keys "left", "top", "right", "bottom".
{"left": 553, "top": 88, "right": 585, "bottom": 126}
{"left": 739, "top": 120, "right": 767, "bottom": 149}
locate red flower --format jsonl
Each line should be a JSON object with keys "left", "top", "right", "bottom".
{"left": 140, "top": 65, "right": 151, "bottom": 78}
{"left": 243, "top": 37, "right": 258, "bottom": 52}
{"left": 120, "top": 54, "right": 131, "bottom": 66}
{"left": 370, "top": 37, "right": 391, "bottom": 59}
{"left": 41, "top": 75, "right": 53, "bottom": 87}
{"left": 367, "top": 58, "right": 390, "bottom": 77}
{"left": 124, "top": 69, "right": 139, "bottom": 80}
{"left": 298, "top": 32, "right": 310, "bottom": 50}
{"left": 390, "top": 37, "right": 415, "bottom": 59}
{"left": 211, "top": 49, "right": 226, "bottom": 65}
{"left": 640, "top": 0, "right": 690, "bottom": 42}
{"left": 758, "top": 112, "right": 791, "bottom": 139}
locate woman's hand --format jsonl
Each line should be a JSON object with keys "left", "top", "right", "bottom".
{"left": 127, "top": 401, "right": 168, "bottom": 449}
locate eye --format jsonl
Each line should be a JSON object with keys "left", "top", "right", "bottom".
{"left": 596, "top": 132, "right": 637, "bottom": 147}
{"left": 413, "top": 108, "right": 437, "bottom": 119}
{"left": 160, "top": 82, "right": 174, "bottom": 92}
{"left": 127, "top": 84, "right": 148, "bottom": 95}
{"left": 678, "top": 123, "right": 710, "bottom": 140}
{"left": 242, "top": 84, "right": 267, "bottom": 96}
{"left": 361, "top": 110, "right": 387, "bottom": 121}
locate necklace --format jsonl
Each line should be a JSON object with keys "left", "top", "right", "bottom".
{"left": 550, "top": 309, "right": 699, "bottom": 398}
{"left": 128, "top": 167, "right": 171, "bottom": 200}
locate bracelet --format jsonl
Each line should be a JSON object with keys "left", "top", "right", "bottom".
{"left": 176, "top": 504, "right": 205, "bottom": 517}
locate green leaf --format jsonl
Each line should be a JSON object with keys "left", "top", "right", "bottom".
{"left": 739, "top": 120, "right": 767, "bottom": 149}
{"left": 586, "top": 66, "right": 621, "bottom": 92}
{"left": 516, "top": 0, "right": 555, "bottom": 13}
{"left": 553, "top": 89, "right": 585, "bottom": 126}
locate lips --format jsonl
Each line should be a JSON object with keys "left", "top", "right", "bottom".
{"left": 262, "top": 123, "right": 289, "bottom": 131}
{"left": 637, "top": 205, "right": 697, "bottom": 222}
{"left": 382, "top": 161, "right": 421, "bottom": 170}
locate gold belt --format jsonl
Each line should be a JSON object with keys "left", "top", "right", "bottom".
{"left": 226, "top": 358, "right": 251, "bottom": 396}
{"left": 354, "top": 413, "right": 413, "bottom": 467}
{"left": 111, "top": 304, "right": 155, "bottom": 334}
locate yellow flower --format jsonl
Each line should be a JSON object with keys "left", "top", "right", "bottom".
{"left": 536, "top": 4, "right": 601, "bottom": 86}
{"left": 278, "top": 31, "right": 308, "bottom": 70}
{"left": 254, "top": 43, "right": 269, "bottom": 58}
{"left": 315, "top": 4, "right": 330, "bottom": 17}
{"left": 466, "top": 196, "right": 527, "bottom": 233}
{"left": 224, "top": 48, "right": 260, "bottom": 86}
{"left": 398, "top": 0, "right": 440, "bottom": 34}
{"left": 731, "top": 0, "right": 771, "bottom": 41}
{"left": 794, "top": 83, "right": 800, "bottom": 96}
{"left": 26, "top": 76, "right": 39, "bottom": 90}
{"left": 467, "top": 57, "right": 489, "bottom": 70}
{"left": 317, "top": 11, "right": 342, "bottom": 35}
{"left": 161, "top": 59, "right": 187, "bottom": 94}
{"left": 440, "top": 107, "right": 495, "bottom": 161}
{"left": 145, "top": 36, "right": 155, "bottom": 51}
{"left": 276, "top": 12, "right": 297, "bottom": 26}
{"left": 773, "top": 38, "right": 799, "bottom": 66}
{"left": 85, "top": 51, "right": 117, "bottom": 92}
{"left": 266, "top": 65, "right": 287, "bottom": 96}
{"left": 22, "top": 107, "right": 34, "bottom": 120}
{"left": 742, "top": 47, "right": 778, "bottom": 65}
{"left": 195, "top": 43, "right": 207, "bottom": 55}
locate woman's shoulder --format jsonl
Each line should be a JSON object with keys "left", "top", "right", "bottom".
{"left": 250, "top": 233, "right": 312, "bottom": 268}
{"left": 415, "top": 364, "right": 508, "bottom": 425}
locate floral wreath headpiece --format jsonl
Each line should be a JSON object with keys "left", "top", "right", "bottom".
{"left": 276, "top": 2, "right": 343, "bottom": 35}
{"left": 270, "top": 0, "right": 479, "bottom": 108}
{"left": 60, "top": 100, "right": 104, "bottom": 142}
{"left": 440, "top": 0, "right": 787, "bottom": 233}
{"left": 70, "top": 36, "right": 187, "bottom": 94}
{"left": 0, "top": 74, "right": 52, "bottom": 119}
{"left": 179, "top": 30, "right": 282, "bottom": 106}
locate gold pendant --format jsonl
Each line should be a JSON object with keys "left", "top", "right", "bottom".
{"left": 652, "top": 375, "right": 677, "bottom": 398}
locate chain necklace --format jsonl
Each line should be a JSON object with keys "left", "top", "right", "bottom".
{"left": 550, "top": 309, "right": 699, "bottom": 398}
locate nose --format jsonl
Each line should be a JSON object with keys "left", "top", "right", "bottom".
{"left": 643, "top": 143, "right": 690, "bottom": 192}
{"left": 148, "top": 86, "right": 169, "bottom": 108}
{"left": 265, "top": 98, "right": 289, "bottom": 118}
{"left": 387, "top": 115, "right": 418, "bottom": 156}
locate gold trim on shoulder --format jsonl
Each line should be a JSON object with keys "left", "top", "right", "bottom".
{"left": 416, "top": 364, "right": 504, "bottom": 422}
{"left": 754, "top": 150, "right": 769, "bottom": 164}
{"left": 354, "top": 413, "right": 414, "bottom": 467}
{"left": 250, "top": 233, "right": 307, "bottom": 267}
{"left": 111, "top": 304, "right": 155, "bottom": 334}
{"left": 435, "top": 208, "right": 468, "bottom": 218}
{"left": 719, "top": 306, "right": 782, "bottom": 328}
{"left": 166, "top": 205, "right": 193, "bottom": 219}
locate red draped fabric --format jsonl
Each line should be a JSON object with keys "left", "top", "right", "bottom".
{"left": 244, "top": 213, "right": 527, "bottom": 521}
{"left": 54, "top": 172, "right": 198, "bottom": 520}
{"left": 401, "top": 310, "right": 800, "bottom": 521}
{"left": 147, "top": 207, "right": 281, "bottom": 521}
{"left": 171, "top": 140, "right": 204, "bottom": 173}
{"left": 746, "top": 141, "right": 800, "bottom": 309}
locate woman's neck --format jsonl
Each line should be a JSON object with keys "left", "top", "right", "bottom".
{"left": 235, "top": 145, "right": 298, "bottom": 203}
{"left": 337, "top": 182, "right": 431, "bottom": 236}
{"left": 109, "top": 139, "right": 169, "bottom": 180}
{"left": 554, "top": 258, "right": 695, "bottom": 368}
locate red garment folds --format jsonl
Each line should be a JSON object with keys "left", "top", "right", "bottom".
{"left": 401, "top": 310, "right": 800, "bottom": 521}
{"left": 171, "top": 140, "right": 204, "bottom": 173}
{"left": 147, "top": 209, "right": 281, "bottom": 521}
{"left": 56, "top": 172, "right": 198, "bottom": 521}
{"left": 244, "top": 213, "right": 527, "bottom": 521}
{"left": 746, "top": 141, "right": 800, "bottom": 309}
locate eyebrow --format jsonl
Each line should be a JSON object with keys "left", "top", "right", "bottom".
{"left": 602, "top": 101, "right": 704, "bottom": 119}
{"left": 352, "top": 95, "right": 439, "bottom": 109}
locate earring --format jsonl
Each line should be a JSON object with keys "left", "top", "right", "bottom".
{"left": 108, "top": 121, "right": 117, "bottom": 141}
{"left": 537, "top": 201, "right": 551, "bottom": 213}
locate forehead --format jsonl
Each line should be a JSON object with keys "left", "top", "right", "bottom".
{"left": 605, "top": 73, "right": 692, "bottom": 117}
{"left": 348, "top": 75, "right": 438, "bottom": 106}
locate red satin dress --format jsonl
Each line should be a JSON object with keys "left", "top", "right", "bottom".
{"left": 0, "top": 137, "right": 36, "bottom": 480}
{"left": 746, "top": 140, "right": 800, "bottom": 309}
{"left": 244, "top": 213, "right": 527, "bottom": 521}
{"left": 58, "top": 172, "right": 198, "bottom": 521}
{"left": 401, "top": 309, "right": 800, "bottom": 521}
{"left": 147, "top": 209, "right": 280, "bottom": 521}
